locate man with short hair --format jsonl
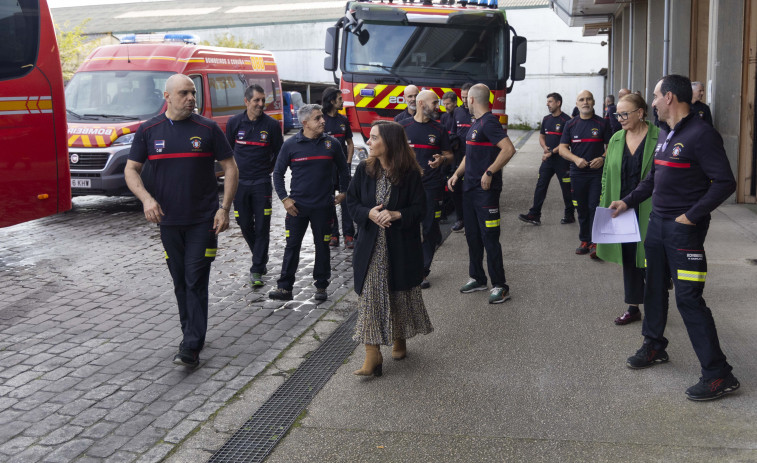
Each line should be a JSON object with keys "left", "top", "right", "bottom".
{"left": 448, "top": 84, "right": 516, "bottom": 304}
{"left": 270, "top": 104, "right": 350, "bottom": 302}
{"left": 125, "top": 74, "right": 239, "bottom": 368}
{"left": 691, "top": 81, "right": 713, "bottom": 125}
{"left": 604, "top": 94, "right": 622, "bottom": 133}
{"left": 559, "top": 90, "right": 610, "bottom": 258}
{"left": 450, "top": 82, "right": 476, "bottom": 233}
{"left": 226, "top": 84, "right": 283, "bottom": 288}
{"left": 394, "top": 85, "right": 419, "bottom": 122}
{"left": 618, "top": 88, "right": 631, "bottom": 100}
{"left": 518, "top": 92, "right": 574, "bottom": 226}
{"left": 322, "top": 87, "right": 355, "bottom": 249}
{"left": 441, "top": 90, "right": 465, "bottom": 232}
{"left": 401, "top": 90, "right": 453, "bottom": 288}
{"left": 610, "top": 74, "right": 739, "bottom": 401}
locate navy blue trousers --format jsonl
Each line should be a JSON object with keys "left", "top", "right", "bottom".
{"left": 571, "top": 174, "right": 602, "bottom": 242}
{"left": 331, "top": 186, "right": 355, "bottom": 238}
{"left": 463, "top": 187, "right": 507, "bottom": 289}
{"left": 161, "top": 221, "right": 217, "bottom": 352}
{"left": 642, "top": 213, "right": 732, "bottom": 379}
{"left": 422, "top": 186, "right": 443, "bottom": 277}
{"left": 528, "top": 159, "right": 574, "bottom": 219}
{"left": 277, "top": 205, "right": 332, "bottom": 291}
{"left": 234, "top": 181, "right": 272, "bottom": 275}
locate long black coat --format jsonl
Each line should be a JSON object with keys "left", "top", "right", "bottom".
{"left": 346, "top": 161, "right": 426, "bottom": 295}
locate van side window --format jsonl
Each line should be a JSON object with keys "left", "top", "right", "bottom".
{"left": 190, "top": 75, "right": 204, "bottom": 114}
{"left": 0, "top": 0, "right": 40, "bottom": 80}
{"left": 208, "top": 74, "right": 246, "bottom": 116}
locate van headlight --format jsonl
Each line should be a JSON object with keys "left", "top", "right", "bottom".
{"left": 113, "top": 133, "right": 135, "bottom": 146}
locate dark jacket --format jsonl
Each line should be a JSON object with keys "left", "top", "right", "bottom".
{"left": 347, "top": 161, "right": 426, "bottom": 295}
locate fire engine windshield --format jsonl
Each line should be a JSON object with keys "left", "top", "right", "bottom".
{"left": 65, "top": 71, "right": 173, "bottom": 121}
{"left": 344, "top": 23, "right": 504, "bottom": 82}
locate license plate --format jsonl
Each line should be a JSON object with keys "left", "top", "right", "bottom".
{"left": 71, "top": 179, "right": 91, "bottom": 188}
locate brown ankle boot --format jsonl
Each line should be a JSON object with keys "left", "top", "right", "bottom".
{"left": 353, "top": 344, "right": 383, "bottom": 376}
{"left": 392, "top": 339, "right": 407, "bottom": 360}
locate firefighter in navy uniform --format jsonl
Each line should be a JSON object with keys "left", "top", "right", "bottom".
{"left": 125, "top": 74, "right": 239, "bottom": 369}
{"left": 270, "top": 104, "right": 350, "bottom": 302}
{"left": 448, "top": 84, "right": 516, "bottom": 304}
{"left": 690, "top": 81, "right": 713, "bottom": 126}
{"left": 448, "top": 83, "right": 475, "bottom": 233}
{"left": 401, "top": 90, "right": 453, "bottom": 288}
{"left": 393, "top": 85, "right": 419, "bottom": 123}
{"left": 604, "top": 94, "right": 622, "bottom": 133}
{"left": 322, "top": 87, "right": 355, "bottom": 249}
{"left": 610, "top": 74, "right": 739, "bottom": 401}
{"left": 559, "top": 90, "right": 611, "bottom": 257}
{"left": 225, "top": 84, "right": 283, "bottom": 288}
{"left": 441, "top": 90, "right": 464, "bottom": 230}
{"left": 518, "top": 92, "right": 574, "bottom": 226}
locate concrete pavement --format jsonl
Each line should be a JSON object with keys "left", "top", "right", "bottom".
{"left": 265, "top": 130, "right": 757, "bottom": 462}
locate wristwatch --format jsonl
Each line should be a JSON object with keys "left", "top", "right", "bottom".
{"left": 485, "top": 170, "right": 493, "bottom": 177}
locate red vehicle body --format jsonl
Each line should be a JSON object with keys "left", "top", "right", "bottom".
{"left": 0, "top": 0, "right": 71, "bottom": 227}
{"left": 324, "top": 1, "right": 526, "bottom": 140}
{"left": 65, "top": 38, "right": 283, "bottom": 196}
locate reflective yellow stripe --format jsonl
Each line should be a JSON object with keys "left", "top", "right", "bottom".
{"left": 164, "top": 251, "right": 169, "bottom": 260}
{"left": 264, "top": 208, "right": 272, "bottom": 216}
{"left": 285, "top": 230, "right": 290, "bottom": 237}
{"left": 572, "top": 200, "right": 578, "bottom": 206}
{"left": 234, "top": 210, "right": 239, "bottom": 218}
{"left": 434, "top": 210, "right": 441, "bottom": 218}
{"left": 485, "top": 219, "right": 500, "bottom": 228}
{"left": 324, "top": 235, "right": 331, "bottom": 242}
{"left": 562, "top": 177, "right": 571, "bottom": 183}
{"left": 205, "top": 248, "right": 217, "bottom": 258}
{"left": 677, "top": 269, "right": 706, "bottom": 282}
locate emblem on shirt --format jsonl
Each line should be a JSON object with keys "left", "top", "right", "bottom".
{"left": 190, "top": 136, "right": 202, "bottom": 150}
{"left": 698, "top": 111, "right": 705, "bottom": 119}
{"left": 325, "top": 139, "right": 332, "bottom": 150}
{"left": 471, "top": 130, "right": 478, "bottom": 141}
{"left": 672, "top": 143, "right": 684, "bottom": 157}
{"left": 340, "top": 124, "right": 346, "bottom": 133}
{"left": 555, "top": 124, "right": 562, "bottom": 131}
{"left": 428, "top": 134, "right": 437, "bottom": 145}
{"left": 591, "top": 128, "right": 599, "bottom": 137}
{"left": 260, "top": 131, "right": 268, "bottom": 141}
{"left": 154, "top": 140, "right": 165, "bottom": 152}
{"left": 237, "top": 130, "right": 245, "bottom": 139}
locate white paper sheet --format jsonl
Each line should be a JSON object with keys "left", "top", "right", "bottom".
{"left": 591, "top": 207, "right": 641, "bottom": 244}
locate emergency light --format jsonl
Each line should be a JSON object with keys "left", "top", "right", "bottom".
{"left": 120, "top": 33, "right": 200, "bottom": 44}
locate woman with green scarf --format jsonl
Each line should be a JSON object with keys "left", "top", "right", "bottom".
{"left": 597, "top": 94, "right": 659, "bottom": 325}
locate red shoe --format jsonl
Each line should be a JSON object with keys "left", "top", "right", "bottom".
{"left": 614, "top": 311, "right": 642, "bottom": 325}
{"left": 575, "top": 241, "right": 590, "bottom": 255}
{"left": 589, "top": 243, "right": 598, "bottom": 259}
{"left": 345, "top": 236, "right": 354, "bottom": 249}
{"left": 329, "top": 236, "right": 339, "bottom": 247}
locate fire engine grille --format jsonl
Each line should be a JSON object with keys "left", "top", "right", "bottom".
{"left": 69, "top": 152, "right": 109, "bottom": 169}
{"left": 208, "top": 311, "right": 359, "bottom": 463}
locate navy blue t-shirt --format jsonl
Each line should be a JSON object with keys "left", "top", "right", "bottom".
{"left": 323, "top": 112, "right": 352, "bottom": 156}
{"left": 273, "top": 131, "right": 350, "bottom": 209}
{"left": 129, "top": 114, "right": 233, "bottom": 226}
{"left": 560, "top": 114, "right": 611, "bottom": 176}
{"left": 464, "top": 112, "right": 508, "bottom": 192}
{"left": 401, "top": 118, "right": 451, "bottom": 189}
{"left": 454, "top": 105, "right": 474, "bottom": 140}
{"left": 394, "top": 109, "right": 413, "bottom": 123}
{"left": 225, "top": 111, "right": 283, "bottom": 186}
{"left": 540, "top": 112, "right": 571, "bottom": 168}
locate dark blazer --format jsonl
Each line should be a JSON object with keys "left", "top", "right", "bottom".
{"left": 347, "top": 161, "right": 426, "bottom": 295}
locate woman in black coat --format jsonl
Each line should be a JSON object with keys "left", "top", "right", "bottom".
{"left": 346, "top": 121, "right": 434, "bottom": 377}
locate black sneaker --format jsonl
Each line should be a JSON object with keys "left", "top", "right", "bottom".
{"left": 518, "top": 213, "right": 541, "bottom": 226}
{"left": 561, "top": 215, "right": 575, "bottom": 224}
{"left": 173, "top": 349, "right": 199, "bottom": 368}
{"left": 314, "top": 288, "right": 327, "bottom": 301}
{"left": 451, "top": 220, "right": 464, "bottom": 233}
{"left": 685, "top": 374, "right": 740, "bottom": 401}
{"left": 626, "top": 343, "right": 669, "bottom": 369}
{"left": 269, "top": 288, "right": 293, "bottom": 301}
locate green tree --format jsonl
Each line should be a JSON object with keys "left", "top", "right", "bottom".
{"left": 201, "top": 33, "right": 262, "bottom": 50}
{"left": 55, "top": 19, "right": 95, "bottom": 81}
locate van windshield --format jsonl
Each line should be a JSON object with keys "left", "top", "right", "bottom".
{"left": 65, "top": 71, "right": 173, "bottom": 121}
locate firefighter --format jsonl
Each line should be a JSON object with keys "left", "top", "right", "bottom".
{"left": 322, "top": 87, "right": 355, "bottom": 249}
{"left": 401, "top": 90, "right": 453, "bottom": 288}
{"left": 125, "top": 74, "right": 239, "bottom": 368}
{"left": 269, "top": 104, "right": 350, "bottom": 302}
{"left": 449, "top": 82, "right": 475, "bottom": 233}
{"left": 393, "top": 85, "right": 419, "bottom": 122}
{"left": 441, "top": 90, "right": 465, "bottom": 231}
{"left": 226, "top": 84, "right": 283, "bottom": 288}
{"left": 447, "top": 83, "right": 516, "bottom": 304}
{"left": 690, "top": 81, "right": 713, "bottom": 125}
{"left": 518, "top": 92, "right": 574, "bottom": 226}
{"left": 610, "top": 74, "right": 739, "bottom": 401}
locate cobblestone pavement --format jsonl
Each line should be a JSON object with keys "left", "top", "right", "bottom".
{"left": 0, "top": 190, "right": 356, "bottom": 462}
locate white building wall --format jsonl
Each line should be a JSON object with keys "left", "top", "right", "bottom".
{"left": 172, "top": 7, "right": 608, "bottom": 127}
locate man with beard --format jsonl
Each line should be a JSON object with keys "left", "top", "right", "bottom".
{"left": 394, "top": 85, "right": 419, "bottom": 122}
{"left": 401, "top": 90, "right": 453, "bottom": 288}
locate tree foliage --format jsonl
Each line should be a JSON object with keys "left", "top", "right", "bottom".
{"left": 55, "top": 19, "right": 96, "bottom": 81}
{"left": 201, "top": 33, "right": 262, "bottom": 50}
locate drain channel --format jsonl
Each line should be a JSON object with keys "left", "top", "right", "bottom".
{"left": 208, "top": 311, "right": 358, "bottom": 462}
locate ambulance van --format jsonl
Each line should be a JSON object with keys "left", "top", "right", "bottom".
{"left": 64, "top": 34, "right": 283, "bottom": 196}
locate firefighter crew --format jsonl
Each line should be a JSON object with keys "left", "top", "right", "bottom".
{"left": 226, "top": 84, "right": 284, "bottom": 288}
{"left": 401, "top": 90, "right": 453, "bottom": 289}
{"left": 610, "top": 74, "right": 739, "bottom": 401}
{"left": 270, "top": 104, "right": 351, "bottom": 302}
{"left": 322, "top": 87, "right": 355, "bottom": 249}
{"left": 125, "top": 74, "right": 239, "bottom": 369}
{"left": 518, "top": 92, "right": 574, "bottom": 226}
{"left": 393, "top": 85, "right": 419, "bottom": 122}
{"left": 449, "top": 82, "right": 476, "bottom": 233}
{"left": 447, "top": 83, "right": 516, "bottom": 304}
{"left": 690, "top": 81, "right": 713, "bottom": 125}
{"left": 558, "top": 90, "right": 611, "bottom": 257}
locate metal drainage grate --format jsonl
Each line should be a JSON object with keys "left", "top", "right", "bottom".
{"left": 208, "top": 311, "right": 359, "bottom": 463}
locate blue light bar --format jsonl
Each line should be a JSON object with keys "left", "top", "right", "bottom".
{"left": 119, "top": 33, "right": 200, "bottom": 44}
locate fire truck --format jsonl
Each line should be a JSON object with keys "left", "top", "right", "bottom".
{"left": 324, "top": 0, "right": 527, "bottom": 140}
{"left": 0, "top": 0, "right": 71, "bottom": 227}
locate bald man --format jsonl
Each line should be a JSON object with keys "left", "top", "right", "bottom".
{"left": 618, "top": 88, "right": 631, "bottom": 99}
{"left": 401, "top": 90, "right": 453, "bottom": 287}
{"left": 394, "top": 85, "right": 419, "bottom": 122}
{"left": 125, "top": 74, "right": 239, "bottom": 369}
{"left": 559, "top": 90, "right": 610, "bottom": 258}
